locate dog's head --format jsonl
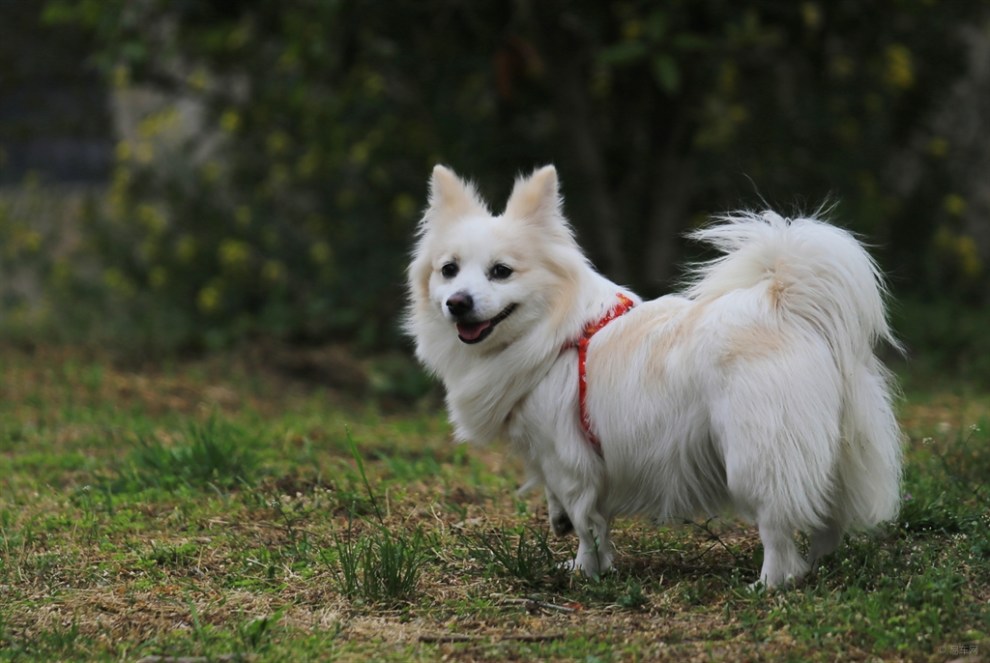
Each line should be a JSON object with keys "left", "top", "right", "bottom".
{"left": 407, "top": 165, "right": 583, "bottom": 358}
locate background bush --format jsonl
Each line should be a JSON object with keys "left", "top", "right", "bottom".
{"left": 2, "top": 1, "right": 989, "bottom": 366}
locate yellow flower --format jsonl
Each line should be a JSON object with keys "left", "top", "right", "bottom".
{"left": 957, "top": 235, "right": 981, "bottom": 279}
{"left": 884, "top": 44, "right": 914, "bottom": 90}
{"left": 4, "top": 227, "right": 41, "bottom": 257}
{"left": 112, "top": 64, "right": 130, "bottom": 89}
{"left": 219, "top": 239, "right": 251, "bottom": 271}
{"left": 266, "top": 130, "right": 290, "bottom": 155}
{"left": 134, "top": 141, "right": 154, "bottom": 165}
{"left": 349, "top": 142, "right": 370, "bottom": 166}
{"left": 20, "top": 229, "right": 42, "bottom": 253}
{"left": 137, "top": 204, "right": 167, "bottom": 234}
{"left": 622, "top": 20, "right": 642, "bottom": 41}
{"left": 111, "top": 166, "right": 132, "bottom": 192}
{"left": 197, "top": 284, "right": 221, "bottom": 313}
{"left": 935, "top": 227, "right": 982, "bottom": 281}
{"left": 137, "top": 109, "right": 178, "bottom": 139}
{"left": 220, "top": 110, "right": 241, "bottom": 133}
{"left": 115, "top": 141, "right": 132, "bottom": 162}
{"left": 310, "top": 241, "right": 332, "bottom": 265}
{"left": 188, "top": 68, "right": 209, "bottom": 91}
{"left": 802, "top": 2, "right": 822, "bottom": 29}
{"left": 392, "top": 194, "right": 417, "bottom": 219}
{"left": 103, "top": 268, "right": 136, "bottom": 297}
{"left": 943, "top": 194, "right": 966, "bottom": 216}
{"left": 363, "top": 72, "right": 385, "bottom": 96}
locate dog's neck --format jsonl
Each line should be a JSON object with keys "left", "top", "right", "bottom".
{"left": 438, "top": 270, "right": 632, "bottom": 444}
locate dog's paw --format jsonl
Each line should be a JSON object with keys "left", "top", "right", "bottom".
{"left": 560, "top": 555, "right": 614, "bottom": 579}
{"left": 748, "top": 571, "right": 806, "bottom": 592}
{"left": 561, "top": 560, "right": 600, "bottom": 580}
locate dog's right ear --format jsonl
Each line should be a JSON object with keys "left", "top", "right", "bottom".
{"left": 424, "top": 165, "right": 487, "bottom": 227}
{"left": 504, "top": 165, "right": 564, "bottom": 225}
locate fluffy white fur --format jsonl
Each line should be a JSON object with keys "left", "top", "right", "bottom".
{"left": 406, "top": 164, "right": 902, "bottom": 588}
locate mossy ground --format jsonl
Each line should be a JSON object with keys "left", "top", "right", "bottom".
{"left": 0, "top": 345, "right": 987, "bottom": 661}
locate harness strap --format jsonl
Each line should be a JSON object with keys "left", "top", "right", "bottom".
{"left": 565, "top": 293, "right": 636, "bottom": 457}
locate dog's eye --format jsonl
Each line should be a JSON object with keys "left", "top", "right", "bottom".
{"left": 489, "top": 263, "right": 514, "bottom": 280}
{"left": 440, "top": 262, "right": 459, "bottom": 279}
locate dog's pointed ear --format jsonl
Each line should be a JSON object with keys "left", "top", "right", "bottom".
{"left": 426, "top": 165, "right": 487, "bottom": 222}
{"left": 504, "top": 165, "right": 561, "bottom": 221}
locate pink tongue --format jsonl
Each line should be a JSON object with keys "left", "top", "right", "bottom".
{"left": 457, "top": 320, "right": 492, "bottom": 341}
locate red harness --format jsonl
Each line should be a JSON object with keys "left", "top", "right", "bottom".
{"left": 566, "top": 293, "right": 636, "bottom": 457}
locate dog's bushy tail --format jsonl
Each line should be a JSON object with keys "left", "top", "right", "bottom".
{"left": 686, "top": 210, "right": 898, "bottom": 356}
{"left": 687, "top": 211, "right": 902, "bottom": 527}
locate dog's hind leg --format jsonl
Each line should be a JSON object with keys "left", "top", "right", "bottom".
{"left": 757, "top": 520, "right": 809, "bottom": 588}
{"left": 723, "top": 434, "right": 818, "bottom": 588}
{"left": 808, "top": 517, "right": 845, "bottom": 567}
{"left": 546, "top": 488, "right": 574, "bottom": 536}
{"left": 723, "top": 445, "right": 817, "bottom": 588}
{"left": 561, "top": 491, "right": 613, "bottom": 576}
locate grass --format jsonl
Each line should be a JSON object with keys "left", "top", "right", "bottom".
{"left": 0, "top": 344, "right": 988, "bottom": 661}
{"left": 329, "top": 523, "right": 430, "bottom": 606}
{"left": 114, "top": 416, "right": 261, "bottom": 492}
{"left": 469, "top": 526, "right": 566, "bottom": 589}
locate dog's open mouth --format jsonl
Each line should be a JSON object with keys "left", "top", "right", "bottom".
{"left": 456, "top": 304, "right": 517, "bottom": 344}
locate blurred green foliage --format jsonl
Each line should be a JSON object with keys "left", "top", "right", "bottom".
{"left": 2, "top": 1, "right": 988, "bottom": 354}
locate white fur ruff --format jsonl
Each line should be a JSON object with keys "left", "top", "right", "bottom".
{"left": 406, "top": 165, "right": 902, "bottom": 588}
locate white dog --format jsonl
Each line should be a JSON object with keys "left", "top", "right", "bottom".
{"left": 406, "top": 165, "right": 902, "bottom": 588}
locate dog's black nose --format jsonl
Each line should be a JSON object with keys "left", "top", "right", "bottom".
{"left": 446, "top": 292, "right": 474, "bottom": 317}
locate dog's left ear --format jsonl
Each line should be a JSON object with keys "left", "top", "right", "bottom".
{"left": 426, "top": 165, "right": 488, "bottom": 222}
{"left": 504, "top": 165, "right": 561, "bottom": 222}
